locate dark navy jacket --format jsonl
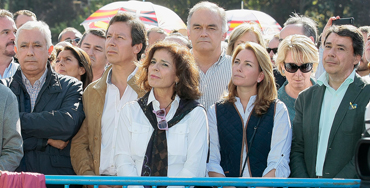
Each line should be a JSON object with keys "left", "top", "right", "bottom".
{"left": 0, "top": 64, "right": 85, "bottom": 176}
{"left": 215, "top": 100, "right": 275, "bottom": 177}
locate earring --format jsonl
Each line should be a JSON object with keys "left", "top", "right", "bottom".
{"left": 282, "top": 70, "right": 285, "bottom": 74}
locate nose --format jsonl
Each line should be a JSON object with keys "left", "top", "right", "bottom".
{"left": 26, "top": 46, "right": 34, "bottom": 56}
{"left": 200, "top": 28, "right": 208, "bottom": 37}
{"left": 106, "top": 37, "right": 116, "bottom": 47}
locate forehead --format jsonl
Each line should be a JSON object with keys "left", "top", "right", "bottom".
{"left": 236, "top": 49, "right": 257, "bottom": 61}
{"left": 326, "top": 33, "right": 353, "bottom": 47}
{"left": 190, "top": 8, "right": 222, "bottom": 27}
{"left": 83, "top": 33, "right": 105, "bottom": 45}
{"left": 16, "top": 15, "right": 35, "bottom": 23}
{"left": 280, "top": 24, "right": 304, "bottom": 39}
{"left": 107, "top": 22, "right": 132, "bottom": 36}
{"left": 62, "top": 31, "right": 78, "bottom": 40}
{"left": 0, "top": 17, "right": 16, "bottom": 29}
{"left": 18, "top": 29, "right": 47, "bottom": 44}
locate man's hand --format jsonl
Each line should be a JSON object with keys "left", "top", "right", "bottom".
{"left": 321, "top": 16, "right": 341, "bottom": 47}
{"left": 47, "top": 139, "right": 69, "bottom": 150}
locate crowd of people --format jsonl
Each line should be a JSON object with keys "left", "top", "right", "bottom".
{"left": 0, "top": 1, "right": 370, "bottom": 188}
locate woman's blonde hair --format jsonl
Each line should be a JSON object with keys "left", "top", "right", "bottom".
{"left": 227, "top": 23, "right": 265, "bottom": 55}
{"left": 225, "top": 42, "right": 277, "bottom": 116}
{"left": 276, "top": 34, "right": 319, "bottom": 76}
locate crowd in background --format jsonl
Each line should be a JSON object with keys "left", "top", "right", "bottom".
{"left": 0, "top": 1, "right": 370, "bottom": 188}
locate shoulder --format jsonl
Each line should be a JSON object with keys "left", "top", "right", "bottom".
{"left": 0, "top": 84, "right": 15, "bottom": 99}
{"left": 53, "top": 72, "right": 82, "bottom": 88}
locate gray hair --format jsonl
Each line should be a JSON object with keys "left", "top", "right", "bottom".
{"left": 187, "top": 1, "right": 228, "bottom": 34}
{"left": 284, "top": 13, "right": 318, "bottom": 43}
{"left": 16, "top": 21, "right": 52, "bottom": 49}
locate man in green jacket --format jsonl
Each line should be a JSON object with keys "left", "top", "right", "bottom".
{"left": 290, "top": 24, "right": 370, "bottom": 178}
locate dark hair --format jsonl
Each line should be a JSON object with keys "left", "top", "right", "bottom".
{"left": 324, "top": 25, "right": 364, "bottom": 57}
{"left": 0, "top": 9, "right": 13, "bottom": 19}
{"left": 14, "top": 10, "right": 37, "bottom": 22}
{"left": 284, "top": 13, "right": 318, "bottom": 43}
{"left": 136, "top": 41, "right": 201, "bottom": 100}
{"left": 60, "top": 46, "right": 93, "bottom": 90}
{"left": 79, "top": 28, "right": 106, "bottom": 47}
{"left": 107, "top": 12, "right": 147, "bottom": 61}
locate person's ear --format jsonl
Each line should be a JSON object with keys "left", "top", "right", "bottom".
{"left": 78, "top": 66, "right": 86, "bottom": 76}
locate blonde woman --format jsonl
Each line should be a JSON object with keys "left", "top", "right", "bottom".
{"left": 226, "top": 23, "right": 265, "bottom": 55}
{"left": 207, "top": 42, "right": 291, "bottom": 178}
{"left": 276, "top": 35, "right": 318, "bottom": 124}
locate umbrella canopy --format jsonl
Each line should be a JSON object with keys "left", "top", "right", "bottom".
{"left": 226, "top": 9, "right": 282, "bottom": 39}
{"left": 81, "top": 1, "right": 186, "bottom": 33}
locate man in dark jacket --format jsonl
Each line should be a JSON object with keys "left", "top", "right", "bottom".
{"left": 1, "top": 21, "right": 84, "bottom": 187}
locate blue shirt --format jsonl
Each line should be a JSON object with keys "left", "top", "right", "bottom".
{"left": 0, "top": 59, "right": 19, "bottom": 79}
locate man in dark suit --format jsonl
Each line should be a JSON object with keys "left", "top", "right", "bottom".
{"left": 290, "top": 25, "right": 370, "bottom": 178}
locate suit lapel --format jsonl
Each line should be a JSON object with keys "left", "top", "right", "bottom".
{"left": 327, "top": 76, "right": 364, "bottom": 147}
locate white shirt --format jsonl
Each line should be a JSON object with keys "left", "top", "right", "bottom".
{"left": 198, "top": 50, "right": 232, "bottom": 110}
{"left": 99, "top": 68, "right": 138, "bottom": 175}
{"left": 115, "top": 89, "right": 208, "bottom": 182}
{"left": 207, "top": 96, "right": 292, "bottom": 177}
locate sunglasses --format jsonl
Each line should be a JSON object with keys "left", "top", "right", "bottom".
{"left": 284, "top": 63, "right": 313, "bottom": 73}
{"left": 267, "top": 48, "right": 278, "bottom": 54}
{"left": 153, "top": 109, "right": 168, "bottom": 131}
{"left": 65, "top": 38, "right": 81, "bottom": 44}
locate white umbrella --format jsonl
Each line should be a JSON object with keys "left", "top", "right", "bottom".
{"left": 81, "top": 1, "right": 186, "bottom": 33}
{"left": 226, "top": 9, "right": 282, "bottom": 38}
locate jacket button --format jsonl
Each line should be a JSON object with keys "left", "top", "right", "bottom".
{"left": 94, "top": 137, "right": 98, "bottom": 140}
{"left": 94, "top": 160, "right": 97, "bottom": 164}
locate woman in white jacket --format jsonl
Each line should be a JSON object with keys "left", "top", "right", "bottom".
{"left": 114, "top": 41, "right": 208, "bottom": 185}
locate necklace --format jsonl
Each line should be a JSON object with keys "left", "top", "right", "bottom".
{"left": 164, "top": 100, "right": 173, "bottom": 110}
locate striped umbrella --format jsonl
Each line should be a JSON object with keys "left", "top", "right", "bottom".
{"left": 81, "top": 1, "right": 186, "bottom": 33}
{"left": 226, "top": 9, "right": 282, "bottom": 39}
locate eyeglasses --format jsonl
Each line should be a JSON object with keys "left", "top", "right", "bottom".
{"left": 284, "top": 63, "right": 313, "bottom": 73}
{"left": 152, "top": 109, "right": 168, "bottom": 131}
{"left": 65, "top": 38, "right": 81, "bottom": 44}
{"left": 267, "top": 48, "right": 278, "bottom": 54}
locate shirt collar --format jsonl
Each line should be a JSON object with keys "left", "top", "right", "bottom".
{"left": 21, "top": 68, "right": 48, "bottom": 86}
{"left": 317, "top": 69, "right": 355, "bottom": 88}
{"left": 106, "top": 66, "right": 138, "bottom": 85}
{"left": 147, "top": 88, "right": 180, "bottom": 110}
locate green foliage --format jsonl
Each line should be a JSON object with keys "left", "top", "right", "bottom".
{"left": 4, "top": 0, "right": 370, "bottom": 44}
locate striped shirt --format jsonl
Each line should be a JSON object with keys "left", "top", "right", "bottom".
{"left": 21, "top": 69, "right": 48, "bottom": 112}
{"left": 198, "top": 50, "right": 232, "bottom": 110}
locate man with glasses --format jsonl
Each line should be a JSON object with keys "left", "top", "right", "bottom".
{"left": 58, "top": 27, "right": 82, "bottom": 46}
{"left": 290, "top": 25, "right": 370, "bottom": 179}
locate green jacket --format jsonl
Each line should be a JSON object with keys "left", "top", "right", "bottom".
{"left": 290, "top": 74, "right": 370, "bottom": 178}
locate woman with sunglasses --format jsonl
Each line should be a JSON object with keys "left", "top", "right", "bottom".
{"left": 226, "top": 23, "right": 265, "bottom": 55}
{"left": 276, "top": 35, "right": 318, "bottom": 124}
{"left": 55, "top": 46, "right": 93, "bottom": 90}
{"left": 115, "top": 41, "right": 208, "bottom": 180}
{"left": 207, "top": 42, "right": 291, "bottom": 179}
